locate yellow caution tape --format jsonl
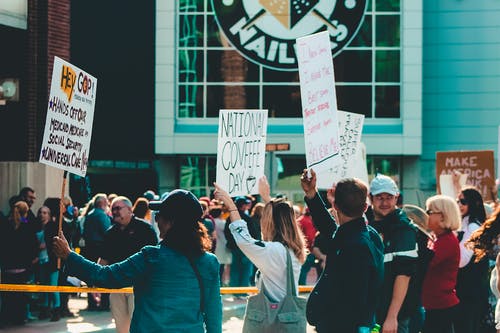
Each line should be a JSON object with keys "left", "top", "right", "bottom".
{"left": 0, "top": 284, "right": 314, "bottom": 294}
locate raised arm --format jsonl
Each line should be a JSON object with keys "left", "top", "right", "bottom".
{"left": 213, "top": 183, "right": 241, "bottom": 222}
{"left": 53, "top": 232, "right": 145, "bottom": 288}
{"left": 300, "top": 169, "right": 338, "bottom": 238}
{"left": 258, "top": 175, "right": 272, "bottom": 203}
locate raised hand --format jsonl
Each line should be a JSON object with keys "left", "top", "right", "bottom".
{"left": 258, "top": 175, "right": 272, "bottom": 203}
{"left": 300, "top": 168, "right": 317, "bottom": 199}
{"left": 213, "top": 183, "right": 237, "bottom": 211}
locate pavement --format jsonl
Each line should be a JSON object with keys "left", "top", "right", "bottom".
{"left": 0, "top": 294, "right": 317, "bottom": 332}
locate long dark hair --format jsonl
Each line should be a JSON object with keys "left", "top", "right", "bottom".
{"left": 461, "top": 187, "right": 486, "bottom": 223}
{"left": 466, "top": 206, "right": 500, "bottom": 262}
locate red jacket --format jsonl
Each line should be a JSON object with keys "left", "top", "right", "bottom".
{"left": 297, "top": 214, "right": 317, "bottom": 251}
{"left": 422, "top": 231, "right": 460, "bottom": 309}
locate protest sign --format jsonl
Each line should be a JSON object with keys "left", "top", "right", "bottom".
{"left": 296, "top": 30, "right": 340, "bottom": 174}
{"left": 216, "top": 110, "right": 268, "bottom": 196}
{"left": 316, "top": 111, "right": 366, "bottom": 189}
{"left": 436, "top": 150, "right": 495, "bottom": 201}
{"left": 39, "top": 57, "right": 97, "bottom": 177}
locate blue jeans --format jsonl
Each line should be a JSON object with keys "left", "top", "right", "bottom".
{"left": 39, "top": 263, "right": 60, "bottom": 308}
{"left": 230, "top": 248, "right": 252, "bottom": 295}
{"left": 299, "top": 253, "right": 321, "bottom": 285}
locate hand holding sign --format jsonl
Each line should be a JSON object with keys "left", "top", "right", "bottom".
{"left": 300, "top": 168, "right": 318, "bottom": 200}
{"left": 213, "top": 183, "right": 232, "bottom": 207}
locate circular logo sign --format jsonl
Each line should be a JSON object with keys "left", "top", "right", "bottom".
{"left": 212, "top": 0, "right": 367, "bottom": 71}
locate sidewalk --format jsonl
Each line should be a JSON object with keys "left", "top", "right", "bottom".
{"left": 0, "top": 294, "right": 249, "bottom": 333}
{"left": 0, "top": 269, "right": 320, "bottom": 332}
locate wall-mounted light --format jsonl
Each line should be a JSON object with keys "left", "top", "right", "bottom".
{"left": 0, "top": 78, "right": 20, "bottom": 106}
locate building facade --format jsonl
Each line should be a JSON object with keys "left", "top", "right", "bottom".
{"left": 155, "top": 0, "right": 499, "bottom": 204}
{"left": 0, "top": 0, "right": 498, "bottom": 211}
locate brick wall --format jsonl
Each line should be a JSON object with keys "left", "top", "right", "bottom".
{"left": 26, "top": 0, "right": 70, "bottom": 161}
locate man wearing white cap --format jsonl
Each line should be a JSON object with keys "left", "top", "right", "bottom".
{"left": 367, "top": 174, "right": 418, "bottom": 333}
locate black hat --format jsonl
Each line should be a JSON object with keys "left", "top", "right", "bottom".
{"left": 149, "top": 189, "right": 202, "bottom": 223}
{"left": 235, "top": 196, "right": 252, "bottom": 207}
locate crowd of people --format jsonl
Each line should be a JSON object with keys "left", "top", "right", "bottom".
{"left": 0, "top": 173, "right": 499, "bottom": 333}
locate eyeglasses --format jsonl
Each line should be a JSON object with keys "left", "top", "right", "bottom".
{"left": 456, "top": 198, "right": 467, "bottom": 206}
{"left": 426, "top": 209, "right": 442, "bottom": 215}
{"left": 111, "top": 206, "right": 125, "bottom": 212}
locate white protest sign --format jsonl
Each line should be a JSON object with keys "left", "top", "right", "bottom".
{"left": 216, "top": 110, "right": 268, "bottom": 197}
{"left": 296, "top": 30, "right": 340, "bottom": 173}
{"left": 39, "top": 56, "right": 97, "bottom": 176}
{"left": 316, "top": 111, "right": 365, "bottom": 189}
{"left": 439, "top": 173, "right": 468, "bottom": 199}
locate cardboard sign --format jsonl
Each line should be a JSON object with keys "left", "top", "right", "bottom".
{"left": 436, "top": 150, "right": 496, "bottom": 201}
{"left": 216, "top": 110, "right": 268, "bottom": 196}
{"left": 296, "top": 31, "right": 340, "bottom": 173}
{"left": 39, "top": 57, "right": 97, "bottom": 177}
{"left": 316, "top": 111, "right": 366, "bottom": 188}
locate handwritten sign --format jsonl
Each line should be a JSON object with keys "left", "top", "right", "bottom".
{"left": 39, "top": 57, "right": 97, "bottom": 176}
{"left": 436, "top": 150, "right": 496, "bottom": 201}
{"left": 216, "top": 110, "right": 268, "bottom": 196}
{"left": 316, "top": 111, "right": 365, "bottom": 189}
{"left": 296, "top": 30, "right": 340, "bottom": 173}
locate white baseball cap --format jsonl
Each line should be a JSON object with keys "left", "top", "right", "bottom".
{"left": 370, "top": 174, "right": 399, "bottom": 196}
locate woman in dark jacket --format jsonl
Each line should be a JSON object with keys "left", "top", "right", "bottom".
{"left": 0, "top": 201, "right": 39, "bottom": 327}
{"left": 455, "top": 187, "right": 489, "bottom": 333}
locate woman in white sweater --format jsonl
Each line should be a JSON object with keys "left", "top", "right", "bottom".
{"left": 213, "top": 181, "right": 306, "bottom": 303}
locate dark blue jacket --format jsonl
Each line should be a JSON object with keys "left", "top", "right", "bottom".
{"left": 306, "top": 194, "right": 384, "bottom": 332}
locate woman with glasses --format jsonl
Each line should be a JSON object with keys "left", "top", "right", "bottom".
{"left": 455, "top": 187, "right": 490, "bottom": 333}
{"left": 213, "top": 178, "right": 306, "bottom": 331}
{"left": 421, "top": 195, "right": 461, "bottom": 333}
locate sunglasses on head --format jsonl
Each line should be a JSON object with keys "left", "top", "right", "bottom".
{"left": 456, "top": 198, "right": 467, "bottom": 205}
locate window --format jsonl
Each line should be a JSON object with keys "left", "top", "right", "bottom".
{"left": 177, "top": 0, "right": 401, "bottom": 119}
{"left": 179, "top": 156, "right": 217, "bottom": 198}
{"left": 366, "top": 155, "right": 401, "bottom": 185}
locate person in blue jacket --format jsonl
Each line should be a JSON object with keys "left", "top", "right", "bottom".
{"left": 300, "top": 169, "right": 384, "bottom": 333}
{"left": 53, "top": 189, "right": 222, "bottom": 333}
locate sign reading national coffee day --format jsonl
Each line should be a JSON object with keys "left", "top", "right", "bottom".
{"left": 436, "top": 150, "right": 496, "bottom": 201}
{"left": 211, "top": 0, "right": 367, "bottom": 70}
{"left": 39, "top": 57, "right": 97, "bottom": 177}
{"left": 297, "top": 30, "right": 340, "bottom": 173}
{"left": 316, "top": 111, "right": 364, "bottom": 189}
{"left": 216, "top": 110, "right": 268, "bottom": 197}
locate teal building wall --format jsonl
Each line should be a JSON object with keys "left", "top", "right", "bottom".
{"left": 421, "top": 0, "right": 500, "bottom": 190}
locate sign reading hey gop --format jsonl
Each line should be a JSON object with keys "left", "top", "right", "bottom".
{"left": 297, "top": 30, "right": 340, "bottom": 173}
{"left": 436, "top": 150, "right": 496, "bottom": 201}
{"left": 211, "top": 0, "right": 367, "bottom": 70}
{"left": 316, "top": 110, "right": 365, "bottom": 189}
{"left": 39, "top": 57, "right": 97, "bottom": 176}
{"left": 216, "top": 110, "right": 268, "bottom": 197}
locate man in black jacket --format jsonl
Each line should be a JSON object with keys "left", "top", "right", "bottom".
{"left": 301, "top": 169, "right": 384, "bottom": 333}
{"left": 366, "top": 174, "right": 418, "bottom": 333}
{"left": 99, "top": 196, "right": 157, "bottom": 333}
